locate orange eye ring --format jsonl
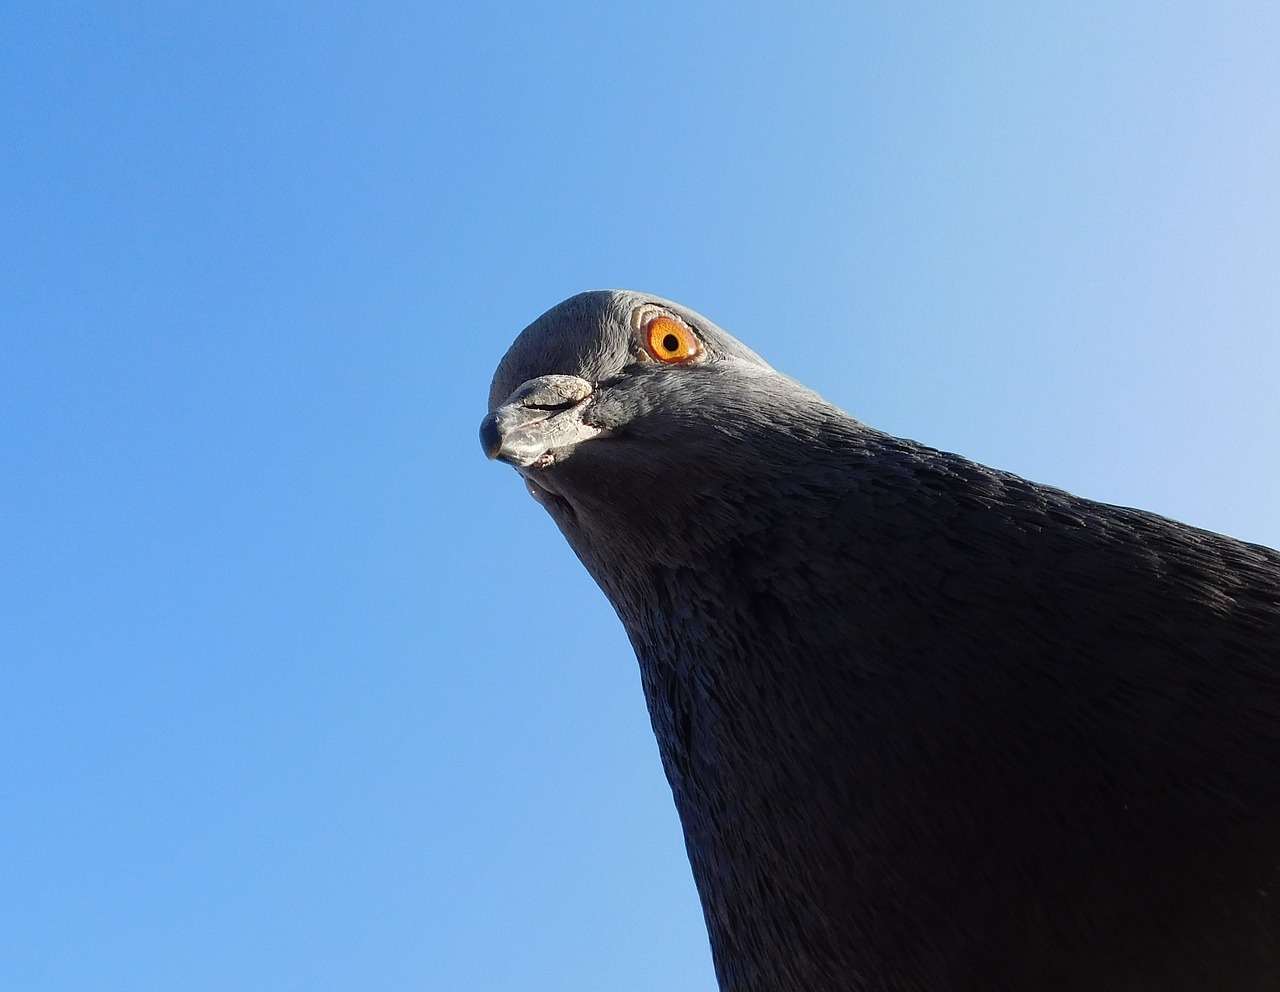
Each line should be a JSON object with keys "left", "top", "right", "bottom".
{"left": 645, "top": 316, "right": 702, "bottom": 363}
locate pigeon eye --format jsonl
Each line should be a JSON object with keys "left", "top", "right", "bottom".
{"left": 645, "top": 316, "right": 702, "bottom": 364}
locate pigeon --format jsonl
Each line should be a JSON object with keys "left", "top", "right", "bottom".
{"left": 479, "top": 290, "right": 1280, "bottom": 992}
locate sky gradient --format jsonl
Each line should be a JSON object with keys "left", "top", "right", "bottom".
{"left": 3, "top": 4, "right": 1279, "bottom": 990}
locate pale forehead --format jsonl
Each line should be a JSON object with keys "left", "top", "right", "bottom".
{"left": 487, "top": 290, "right": 773, "bottom": 410}
{"left": 488, "top": 291, "right": 636, "bottom": 410}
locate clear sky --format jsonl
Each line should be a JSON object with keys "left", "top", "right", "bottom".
{"left": 3, "top": 3, "right": 1279, "bottom": 990}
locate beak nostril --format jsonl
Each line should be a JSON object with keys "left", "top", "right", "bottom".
{"left": 524, "top": 400, "right": 581, "bottom": 412}
{"left": 481, "top": 374, "right": 604, "bottom": 469}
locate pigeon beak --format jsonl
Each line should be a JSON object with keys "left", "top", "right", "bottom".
{"left": 480, "top": 374, "right": 607, "bottom": 469}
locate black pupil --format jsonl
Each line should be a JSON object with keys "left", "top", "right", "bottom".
{"left": 662, "top": 333, "right": 681, "bottom": 354}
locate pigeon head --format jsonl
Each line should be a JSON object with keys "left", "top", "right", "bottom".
{"left": 480, "top": 290, "right": 836, "bottom": 568}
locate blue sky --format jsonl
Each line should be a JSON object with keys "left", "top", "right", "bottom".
{"left": 3, "top": 3, "right": 1278, "bottom": 990}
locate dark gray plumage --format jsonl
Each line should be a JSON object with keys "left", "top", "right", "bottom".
{"left": 480, "top": 290, "right": 1280, "bottom": 992}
